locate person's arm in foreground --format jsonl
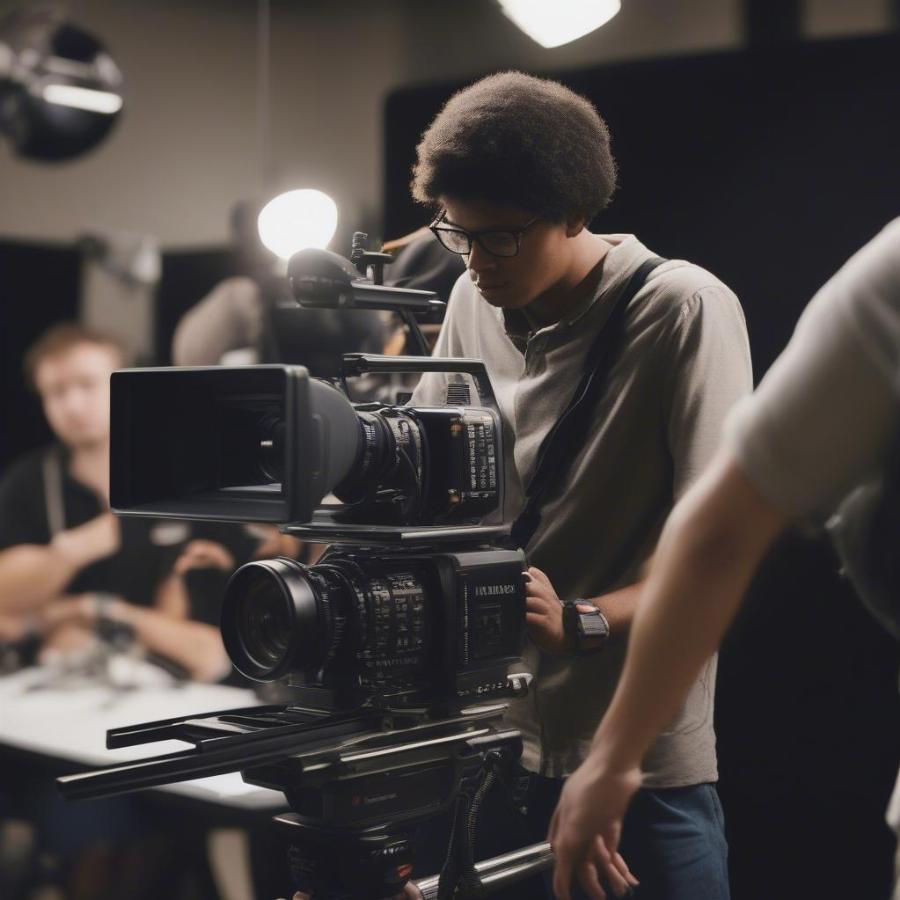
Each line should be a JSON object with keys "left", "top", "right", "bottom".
{"left": 549, "top": 450, "right": 787, "bottom": 900}
{"left": 548, "top": 217, "right": 900, "bottom": 897}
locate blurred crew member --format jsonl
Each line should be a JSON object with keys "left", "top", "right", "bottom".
{"left": 171, "top": 199, "right": 385, "bottom": 374}
{"left": 0, "top": 323, "right": 249, "bottom": 681}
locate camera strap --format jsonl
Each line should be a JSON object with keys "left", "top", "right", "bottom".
{"left": 509, "top": 255, "right": 667, "bottom": 550}
{"left": 42, "top": 446, "right": 66, "bottom": 538}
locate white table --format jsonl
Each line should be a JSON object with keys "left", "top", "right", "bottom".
{"left": 0, "top": 662, "right": 286, "bottom": 810}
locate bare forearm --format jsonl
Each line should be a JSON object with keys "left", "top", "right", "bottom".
{"left": 0, "top": 514, "right": 118, "bottom": 613}
{"left": 110, "top": 602, "right": 229, "bottom": 682}
{"left": 589, "top": 582, "right": 643, "bottom": 639}
{"left": 0, "top": 544, "right": 79, "bottom": 611}
{"left": 593, "top": 456, "right": 786, "bottom": 772}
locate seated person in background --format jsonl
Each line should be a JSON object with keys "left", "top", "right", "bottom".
{"left": 171, "top": 198, "right": 386, "bottom": 373}
{"left": 0, "top": 323, "right": 255, "bottom": 682}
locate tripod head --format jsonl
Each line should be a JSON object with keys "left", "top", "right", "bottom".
{"left": 58, "top": 699, "right": 529, "bottom": 898}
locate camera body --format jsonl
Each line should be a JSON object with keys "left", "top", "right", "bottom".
{"left": 107, "top": 243, "right": 524, "bottom": 711}
{"left": 223, "top": 545, "right": 525, "bottom": 710}
{"left": 108, "top": 349, "right": 522, "bottom": 710}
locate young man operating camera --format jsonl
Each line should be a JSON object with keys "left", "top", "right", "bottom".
{"left": 411, "top": 72, "right": 751, "bottom": 898}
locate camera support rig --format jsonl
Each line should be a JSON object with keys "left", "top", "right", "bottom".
{"left": 58, "top": 691, "right": 537, "bottom": 899}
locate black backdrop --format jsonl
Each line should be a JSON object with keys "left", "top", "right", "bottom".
{"left": 385, "top": 34, "right": 900, "bottom": 376}
{"left": 384, "top": 34, "right": 900, "bottom": 899}
{"left": 0, "top": 241, "right": 81, "bottom": 467}
{"left": 154, "top": 247, "right": 235, "bottom": 366}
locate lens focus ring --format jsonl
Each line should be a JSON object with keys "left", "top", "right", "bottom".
{"left": 221, "top": 558, "right": 322, "bottom": 682}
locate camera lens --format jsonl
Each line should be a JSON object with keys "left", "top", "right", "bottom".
{"left": 221, "top": 554, "right": 431, "bottom": 698}
{"left": 239, "top": 576, "right": 291, "bottom": 668}
{"left": 333, "top": 411, "right": 425, "bottom": 524}
{"left": 222, "top": 558, "right": 326, "bottom": 681}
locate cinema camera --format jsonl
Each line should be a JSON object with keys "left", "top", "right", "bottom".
{"left": 58, "top": 237, "right": 548, "bottom": 899}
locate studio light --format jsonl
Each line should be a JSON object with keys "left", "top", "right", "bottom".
{"left": 257, "top": 189, "right": 338, "bottom": 260}
{"left": 497, "top": 0, "right": 621, "bottom": 48}
{"left": 41, "top": 83, "right": 123, "bottom": 115}
{"left": 0, "top": 5, "right": 124, "bottom": 161}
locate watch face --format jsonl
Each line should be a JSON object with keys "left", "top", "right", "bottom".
{"left": 570, "top": 603, "right": 609, "bottom": 648}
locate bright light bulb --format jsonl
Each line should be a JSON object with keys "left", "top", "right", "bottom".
{"left": 257, "top": 189, "right": 338, "bottom": 260}
{"left": 41, "top": 83, "right": 123, "bottom": 114}
{"left": 498, "top": 0, "right": 620, "bottom": 48}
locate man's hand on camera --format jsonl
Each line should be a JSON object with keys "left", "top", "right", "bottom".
{"left": 525, "top": 566, "right": 593, "bottom": 656}
{"left": 173, "top": 539, "right": 235, "bottom": 576}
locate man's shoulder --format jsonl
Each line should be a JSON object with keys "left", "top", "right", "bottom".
{"left": 0, "top": 444, "right": 53, "bottom": 496}
{"left": 650, "top": 258, "right": 738, "bottom": 305}
{"left": 834, "top": 217, "right": 900, "bottom": 298}
{"left": 870, "top": 216, "right": 900, "bottom": 260}
{"left": 602, "top": 236, "right": 737, "bottom": 307}
{"left": 635, "top": 257, "right": 744, "bottom": 335}
{"left": 200, "top": 276, "right": 262, "bottom": 309}
{"left": 0, "top": 447, "right": 52, "bottom": 549}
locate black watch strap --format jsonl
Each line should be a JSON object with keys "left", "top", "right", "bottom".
{"left": 561, "top": 599, "right": 609, "bottom": 655}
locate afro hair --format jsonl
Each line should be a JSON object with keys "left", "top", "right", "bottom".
{"left": 411, "top": 71, "right": 617, "bottom": 223}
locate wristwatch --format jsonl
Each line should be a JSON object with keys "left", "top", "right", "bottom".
{"left": 561, "top": 599, "right": 610, "bottom": 655}
{"left": 92, "top": 593, "right": 134, "bottom": 646}
{"left": 92, "top": 592, "right": 117, "bottom": 622}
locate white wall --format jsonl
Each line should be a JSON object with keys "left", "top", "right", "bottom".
{"left": 0, "top": 0, "right": 892, "bottom": 249}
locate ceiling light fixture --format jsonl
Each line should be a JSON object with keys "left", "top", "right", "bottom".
{"left": 497, "top": 0, "right": 621, "bottom": 48}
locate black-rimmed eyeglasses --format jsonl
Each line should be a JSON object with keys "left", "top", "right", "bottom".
{"left": 429, "top": 210, "right": 541, "bottom": 258}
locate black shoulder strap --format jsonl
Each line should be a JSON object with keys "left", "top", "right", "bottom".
{"left": 510, "top": 256, "right": 666, "bottom": 549}
{"left": 42, "top": 445, "right": 66, "bottom": 538}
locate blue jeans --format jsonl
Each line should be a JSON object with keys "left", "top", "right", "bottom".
{"left": 614, "top": 782, "right": 730, "bottom": 900}
{"left": 415, "top": 775, "right": 730, "bottom": 899}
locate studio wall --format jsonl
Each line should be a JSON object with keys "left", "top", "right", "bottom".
{"left": 5, "top": 0, "right": 890, "bottom": 251}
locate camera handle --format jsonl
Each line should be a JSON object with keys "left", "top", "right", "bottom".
{"left": 351, "top": 231, "right": 432, "bottom": 357}
{"left": 341, "top": 355, "right": 499, "bottom": 417}
{"left": 351, "top": 231, "right": 395, "bottom": 285}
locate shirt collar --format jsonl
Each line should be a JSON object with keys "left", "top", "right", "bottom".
{"left": 496, "top": 234, "right": 652, "bottom": 342}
